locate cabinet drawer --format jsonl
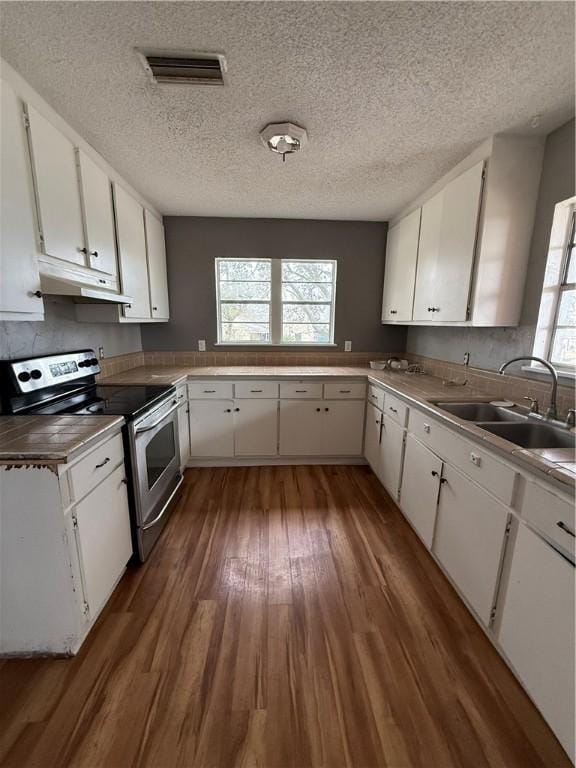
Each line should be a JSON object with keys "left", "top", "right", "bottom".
{"left": 409, "top": 409, "right": 517, "bottom": 505}
{"left": 234, "top": 381, "right": 279, "bottom": 399}
{"left": 188, "top": 381, "right": 234, "bottom": 399}
{"left": 367, "top": 384, "right": 384, "bottom": 411}
{"left": 69, "top": 432, "right": 124, "bottom": 501}
{"left": 324, "top": 381, "right": 366, "bottom": 399}
{"left": 522, "top": 481, "right": 575, "bottom": 559}
{"left": 280, "top": 381, "right": 323, "bottom": 399}
{"left": 383, "top": 392, "right": 408, "bottom": 427}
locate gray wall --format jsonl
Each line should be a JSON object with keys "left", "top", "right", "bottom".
{"left": 0, "top": 298, "right": 142, "bottom": 359}
{"left": 142, "top": 218, "right": 406, "bottom": 353}
{"left": 407, "top": 119, "right": 575, "bottom": 370}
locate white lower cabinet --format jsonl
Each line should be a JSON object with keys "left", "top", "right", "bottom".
{"left": 364, "top": 402, "right": 383, "bottom": 474}
{"left": 433, "top": 464, "right": 510, "bottom": 625}
{"left": 189, "top": 400, "right": 235, "bottom": 458}
{"left": 400, "top": 434, "right": 442, "bottom": 548}
{"left": 177, "top": 400, "right": 191, "bottom": 469}
{"left": 73, "top": 464, "right": 132, "bottom": 620}
{"left": 189, "top": 399, "right": 278, "bottom": 458}
{"left": 234, "top": 400, "right": 278, "bottom": 457}
{"left": 0, "top": 429, "right": 131, "bottom": 656}
{"left": 279, "top": 401, "right": 324, "bottom": 455}
{"left": 497, "top": 523, "right": 575, "bottom": 762}
{"left": 378, "top": 415, "right": 405, "bottom": 500}
{"left": 323, "top": 401, "right": 365, "bottom": 456}
{"left": 279, "top": 400, "right": 364, "bottom": 456}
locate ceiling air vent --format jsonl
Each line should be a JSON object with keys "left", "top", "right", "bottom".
{"left": 139, "top": 51, "right": 226, "bottom": 85}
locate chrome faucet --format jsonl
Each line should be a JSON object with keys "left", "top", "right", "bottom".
{"left": 498, "top": 356, "right": 558, "bottom": 421}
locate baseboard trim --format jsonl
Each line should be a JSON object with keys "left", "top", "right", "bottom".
{"left": 185, "top": 457, "right": 368, "bottom": 468}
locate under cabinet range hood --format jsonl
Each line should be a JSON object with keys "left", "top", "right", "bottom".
{"left": 39, "top": 274, "right": 133, "bottom": 304}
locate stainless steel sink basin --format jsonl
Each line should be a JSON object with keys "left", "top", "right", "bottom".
{"left": 479, "top": 422, "right": 576, "bottom": 449}
{"left": 435, "top": 402, "right": 529, "bottom": 422}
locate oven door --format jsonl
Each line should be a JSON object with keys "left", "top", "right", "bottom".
{"left": 130, "top": 397, "right": 182, "bottom": 557}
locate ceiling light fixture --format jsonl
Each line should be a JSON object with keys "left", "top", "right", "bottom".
{"left": 260, "top": 122, "right": 308, "bottom": 162}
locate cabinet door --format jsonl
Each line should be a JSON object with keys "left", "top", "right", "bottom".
{"left": 178, "top": 402, "right": 190, "bottom": 469}
{"left": 381, "top": 208, "right": 421, "bottom": 322}
{"left": 0, "top": 80, "right": 43, "bottom": 318}
{"left": 400, "top": 435, "right": 442, "bottom": 549}
{"left": 323, "top": 400, "right": 365, "bottom": 456}
{"left": 76, "top": 149, "right": 117, "bottom": 277}
{"left": 364, "top": 402, "right": 383, "bottom": 474}
{"left": 378, "top": 416, "right": 405, "bottom": 500}
{"left": 498, "top": 524, "right": 575, "bottom": 762}
{"left": 413, "top": 162, "right": 484, "bottom": 322}
{"left": 144, "top": 210, "right": 170, "bottom": 320}
{"left": 279, "top": 401, "right": 324, "bottom": 456}
{"left": 189, "top": 401, "right": 234, "bottom": 458}
{"left": 26, "top": 105, "right": 85, "bottom": 266}
{"left": 234, "top": 399, "right": 278, "bottom": 457}
{"left": 433, "top": 464, "right": 510, "bottom": 625}
{"left": 74, "top": 464, "right": 132, "bottom": 619}
{"left": 114, "top": 183, "right": 151, "bottom": 319}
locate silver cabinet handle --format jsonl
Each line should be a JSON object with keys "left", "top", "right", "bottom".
{"left": 557, "top": 521, "right": 575, "bottom": 538}
{"left": 389, "top": 406, "right": 398, "bottom": 414}
{"left": 340, "top": 390, "right": 351, "bottom": 394}
{"left": 203, "top": 389, "right": 216, "bottom": 393}
{"left": 95, "top": 457, "right": 110, "bottom": 469}
{"left": 250, "top": 389, "right": 263, "bottom": 393}
{"left": 295, "top": 389, "right": 307, "bottom": 393}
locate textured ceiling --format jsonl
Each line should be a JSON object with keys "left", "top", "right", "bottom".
{"left": 0, "top": 1, "right": 574, "bottom": 220}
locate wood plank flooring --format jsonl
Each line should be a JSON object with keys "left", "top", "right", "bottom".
{"left": 0, "top": 466, "right": 570, "bottom": 768}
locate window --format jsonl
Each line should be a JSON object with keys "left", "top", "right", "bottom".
{"left": 533, "top": 197, "right": 576, "bottom": 371}
{"left": 216, "top": 258, "right": 337, "bottom": 345}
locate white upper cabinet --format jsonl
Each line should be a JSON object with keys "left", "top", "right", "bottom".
{"left": 76, "top": 149, "right": 117, "bottom": 277}
{"left": 381, "top": 208, "right": 421, "bottom": 322}
{"left": 26, "top": 105, "right": 86, "bottom": 267}
{"left": 413, "top": 162, "right": 484, "bottom": 322}
{"left": 144, "top": 209, "right": 170, "bottom": 320}
{"left": 382, "top": 135, "right": 544, "bottom": 327}
{"left": 114, "top": 183, "right": 151, "bottom": 320}
{"left": 0, "top": 79, "right": 43, "bottom": 320}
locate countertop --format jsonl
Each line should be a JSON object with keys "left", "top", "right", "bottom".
{"left": 0, "top": 414, "right": 124, "bottom": 465}
{"left": 101, "top": 364, "right": 576, "bottom": 492}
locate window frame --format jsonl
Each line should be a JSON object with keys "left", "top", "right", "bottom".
{"left": 532, "top": 196, "right": 576, "bottom": 374}
{"left": 215, "top": 257, "right": 337, "bottom": 346}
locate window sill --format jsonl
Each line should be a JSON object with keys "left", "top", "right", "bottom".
{"left": 521, "top": 365, "right": 576, "bottom": 383}
{"left": 214, "top": 343, "right": 338, "bottom": 348}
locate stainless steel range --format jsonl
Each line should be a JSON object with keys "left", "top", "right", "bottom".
{"left": 0, "top": 349, "right": 183, "bottom": 561}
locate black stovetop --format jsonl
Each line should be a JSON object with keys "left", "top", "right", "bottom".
{"left": 30, "top": 384, "right": 175, "bottom": 421}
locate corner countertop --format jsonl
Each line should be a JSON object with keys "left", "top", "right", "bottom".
{"left": 100, "top": 364, "right": 576, "bottom": 493}
{"left": 0, "top": 414, "right": 124, "bottom": 465}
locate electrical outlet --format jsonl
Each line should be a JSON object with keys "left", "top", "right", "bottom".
{"left": 344, "top": 341, "right": 352, "bottom": 352}
{"left": 463, "top": 351, "right": 470, "bottom": 366}
{"left": 198, "top": 340, "right": 206, "bottom": 352}
{"left": 98, "top": 346, "right": 105, "bottom": 359}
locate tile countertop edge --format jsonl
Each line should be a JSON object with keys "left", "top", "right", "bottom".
{"left": 0, "top": 415, "right": 125, "bottom": 465}
{"left": 99, "top": 365, "right": 575, "bottom": 495}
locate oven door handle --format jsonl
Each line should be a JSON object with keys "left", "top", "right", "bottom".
{"left": 135, "top": 400, "right": 179, "bottom": 434}
{"left": 142, "top": 474, "right": 183, "bottom": 531}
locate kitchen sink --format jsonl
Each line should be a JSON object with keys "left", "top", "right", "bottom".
{"left": 479, "top": 422, "right": 576, "bottom": 449}
{"left": 435, "top": 402, "right": 529, "bottom": 422}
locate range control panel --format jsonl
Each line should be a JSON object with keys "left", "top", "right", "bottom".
{"left": 10, "top": 351, "right": 101, "bottom": 393}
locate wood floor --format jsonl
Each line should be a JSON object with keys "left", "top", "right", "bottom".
{"left": 0, "top": 466, "right": 570, "bottom": 768}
